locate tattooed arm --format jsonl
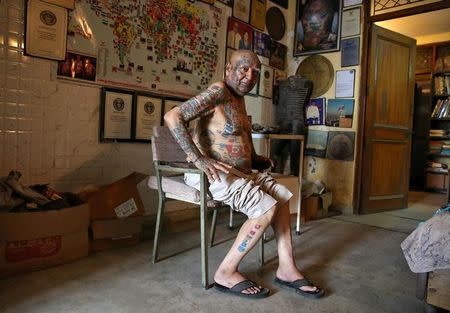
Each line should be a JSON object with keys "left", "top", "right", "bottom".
{"left": 164, "top": 84, "right": 231, "bottom": 182}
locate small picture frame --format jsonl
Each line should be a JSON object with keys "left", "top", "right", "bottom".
{"left": 258, "top": 64, "right": 274, "bottom": 99}
{"left": 335, "top": 69, "right": 355, "bottom": 98}
{"left": 100, "top": 88, "right": 134, "bottom": 142}
{"left": 227, "top": 17, "right": 253, "bottom": 50}
{"left": 25, "top": 0, "right": 68, "bottom": 60}
{"left": 269, "top": 41, "right": 287, "bottom": 70}
{"left": 134, "top": 93, "right": 163, "bottom": 142}
{"left": 233, "top": 0, "right": 251, "bottom": 23}
{"left": 253, "top": 30, "right": 271, "bottom": 58}
{"left": 343, "top": 0, "right": 362, "bottom": 7}
{"left": 57, "top": 51, "right": 97, "bottom": 82}
{"left": 341, "top": 37, "right": 360, "bottom": 67}
{"left": 341, "top": 7, "right": 361, "bottom": 38}
{"left": 326, "top": 99, "right": 354, "bottom": 128}
{"left": 250, "top": 0, "right": 266, "bottom": 31}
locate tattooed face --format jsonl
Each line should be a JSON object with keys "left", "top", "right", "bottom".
{"left": 225, "top": 51, "right": 261, "bottom": 96}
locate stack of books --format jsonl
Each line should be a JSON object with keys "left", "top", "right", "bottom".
{"left": 429, "top": 129, "right": 448, "bottom": 137}
{"left": 431, "top": 98, "right": 450, "bottom": 118}
{"left": 427, "top": 161, "right": 448, "bottom": 174}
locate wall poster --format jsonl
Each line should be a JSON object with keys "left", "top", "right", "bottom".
{"left": 67, "top": 1, "right": 229, "bottom": 98}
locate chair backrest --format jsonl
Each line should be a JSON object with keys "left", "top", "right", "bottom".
{"left": 151, "top": 126, "right": 187, "bottom": 163}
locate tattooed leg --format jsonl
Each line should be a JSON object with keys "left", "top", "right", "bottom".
{"left": 214, "top": 205, "right": 276, "bottom": 294}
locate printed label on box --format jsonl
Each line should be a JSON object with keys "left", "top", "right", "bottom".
{"left": 114, "top": 198, "right": 138, "bottom": 218}
{"left": 5, "top": 236, "right": 62, "bottom": 263}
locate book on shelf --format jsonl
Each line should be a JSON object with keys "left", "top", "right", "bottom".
{"left": 431, "top": 98, "right": 450, "bottom": 118}
{"left": 434, "top": 75, "right": 446, "bottom": 95}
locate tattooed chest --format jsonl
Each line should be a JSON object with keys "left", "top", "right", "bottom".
{"left": 222, "top": 103, "right": 250, "bottom": 136}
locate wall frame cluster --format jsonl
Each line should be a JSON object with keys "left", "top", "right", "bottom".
{"left": 99, "top": 88, "right": 185, "bottom": 143}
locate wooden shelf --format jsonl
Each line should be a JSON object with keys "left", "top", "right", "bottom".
{"left": 429, "top": 152, "right": 450, "bottom": 157}
{"left": 430, "top": 136, "right": 450, "bottom": 139}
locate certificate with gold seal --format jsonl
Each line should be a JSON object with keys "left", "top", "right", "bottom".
{"left": 25, "top": 0, "right": 68, "bottom": 60}
{"left": 134, "top": 95, "right": 162, "bottom": 141}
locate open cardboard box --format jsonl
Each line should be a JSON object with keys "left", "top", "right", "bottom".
{"left": 0, "top": 203, "right": 89, "bottom": 278}
{"left": 79, "top": 172, "right": 148, "bottom": 221}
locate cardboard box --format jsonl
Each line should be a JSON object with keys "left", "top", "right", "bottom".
{"left": 90, "top": 216, "right": 144, "bottom": 252}
{"left": 301, "top": 196, "right": 320, "bottom": 222}
{"left": 79, "top": 172, "right": 148, "bottom": 221}
{"left": 426, "top": 172, "right": 448, "bottom": 191}
{"left": 0, "top": 204, "right": 89, "bottom": 278}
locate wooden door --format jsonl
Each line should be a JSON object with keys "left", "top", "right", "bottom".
{"left": 360, "top": 25, "right": 416, "bottom": 214}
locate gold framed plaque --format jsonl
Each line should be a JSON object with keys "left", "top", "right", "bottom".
{"left": 296, "top": 55, "right": 334, "bottom": 98}
{"left": 25, "top": 0, "right": 68, "bottom": 60}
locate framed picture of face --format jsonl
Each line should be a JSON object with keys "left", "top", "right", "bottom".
{"left": 227, "top": 17, "right": 253, "bottom": 50}
{"left": 294, "top": 0, "right": 343, "bottom": 56}
{"left": 253, "top": 30, "right": 271, "bottom": 58}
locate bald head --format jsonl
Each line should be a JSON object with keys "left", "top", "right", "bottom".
{"left": 224, "top": 50, "right": 261, "bottom": 96}
{"left": 229, "top": 50, "right": 261, "bottom": 68}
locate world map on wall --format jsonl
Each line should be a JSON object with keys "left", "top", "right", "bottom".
{"left": 67, "top": 0, "right": 228, "bottom": 96}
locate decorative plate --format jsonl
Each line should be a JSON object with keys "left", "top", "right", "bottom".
{"left": 296, "top": 55, "right": 334, "bottom": 98}
{"left": 265, "top": 7, "right": 285, "bottom": 41}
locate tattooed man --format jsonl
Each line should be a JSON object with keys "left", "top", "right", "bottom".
{"left": 165, "top": 50, "right": 324, "bottom": 299}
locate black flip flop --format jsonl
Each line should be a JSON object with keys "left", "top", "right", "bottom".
{"left": 274, "top": 277, "right": 325, "bottom": 299}
{"left": 214, "top": 280, "right": 270, "bottom": 299}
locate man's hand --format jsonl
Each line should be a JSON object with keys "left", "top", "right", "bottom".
{"left": 193, "top": 157, "right": 231, "bottom": 182}
{"left": 253, "top": 155, "right": 275, "bottom": 171}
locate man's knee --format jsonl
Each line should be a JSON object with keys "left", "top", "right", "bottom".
{"left": 261, "top": 205, "right": 277, "bottom": 223}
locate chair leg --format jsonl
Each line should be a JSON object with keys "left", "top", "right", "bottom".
{"left": 209, "top": 209, "right": 218, "bottom": 248}
{"left": 228, "top": 207, "right": 234, "bottom": 229}
{"left": 152, "top": 196, "right": 165, "bottom": 264}
{"left": 200, "top": 174, "right": 210, "bottom": 289}
{"left": 258, "top": 232, "right": 265, "bottom": 267}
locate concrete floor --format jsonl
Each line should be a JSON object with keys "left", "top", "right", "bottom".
{"left": 0, "top": 204, "right": 431, "bottom": 313}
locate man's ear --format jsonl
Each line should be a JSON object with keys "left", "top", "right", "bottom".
{"left": 225, "top": 62, "right": 232, "bottom": 76}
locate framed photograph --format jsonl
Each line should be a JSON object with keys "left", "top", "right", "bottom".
{"left": 294, "top": 0, "right": 343, "bottom": 56}
{"left": 258, "top": 64, "right": 274, "bottom": 99}
{"left": 326, "top": 99, "right": 354, "bottom": 128}
{"left": 341, "top": 7, "right": 360, "bottom": 38}
{"left": 216, "top": 0, "right": 234, "bottom": 6}
{"left": 25, "top": 0, "right": 68, "bottom": 60}
{"left": 253, "top": 31, "right": 271, "bottom": 58}
{"left": 57, "top": 51, "right": 97, "bottom": 82}
{"left": 335, "top": 69, "right": 355, "bottom": 98}
{"left": 250, "top": 0, "right": 266, "bottom": 31}
{"left": 134, "top": 93, "right": 163, "bottom": 141}
{"left": 341, "top": 37, "right": 360, "bottom": 67}
{"left": 227, "top": 17, "right": 253, "bottom": 50}
{"left": 269, "top": 41, "right": 287, "bottom": 70}
{"left": 306, "top": 130, "right": 328, "bottom": 157}
{"left": 326, "top": 131, "right": 355, "bottom": 161}
{"left": 306, "top": 98, "right": 326, "bottom": 125}
{"left": 100, "top": 88, "right": 134, "bottom": 142}
{"left": 270, "top": 0, "right": 288, "bottom": 9}
{"left": 343, "top": 0, "right": 362, "bottom": 7}
{"left": 233, "top": 0, "right": 251, "bottom": 23}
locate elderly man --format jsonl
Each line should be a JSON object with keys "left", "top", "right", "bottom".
{"left": 164, "top": 50, "right": 324, "bottom": 299}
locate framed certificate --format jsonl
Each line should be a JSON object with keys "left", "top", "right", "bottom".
{"left": 233, "top": 0, "right": 250, "bottom": 23}
{"left": 134, "top": 94, "right": 163, "bottom": 141}
{"left": 25, "top": 0, "right": 68, "bottom": 60}
{"left": 335, "top": 69, "right": 355, "bottom": 98}
{"left": 100, "top": 88, "right": 133, "bottom": 142}
{"left": 250, "top": 0, "right": 266, "bottom": 31}
{"left": 258, "top": 64, "right": 274, "bottom": 99}
{"left": 341, "top": 7, "right": 361, "bottom": 38}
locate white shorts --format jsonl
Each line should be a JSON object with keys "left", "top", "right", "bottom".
{"left": 184, "top": 171, "right": 292, "bottom": 219}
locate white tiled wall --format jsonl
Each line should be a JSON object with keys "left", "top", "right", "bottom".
{"left": 0, "top": 0, "right": 157, "bottom": 213}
